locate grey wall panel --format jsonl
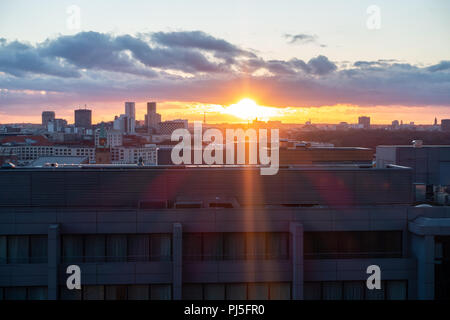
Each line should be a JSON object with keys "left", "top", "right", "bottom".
{"left": 0, "top": 166, "right": 414, "bottom": 207}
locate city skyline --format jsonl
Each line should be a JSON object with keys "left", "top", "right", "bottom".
{"left": 1, "top": 1, "right": 450, "bottom": 124}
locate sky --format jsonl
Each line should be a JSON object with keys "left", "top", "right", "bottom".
{"left": 0, "top": 0, "right": 449, "bottom": 124}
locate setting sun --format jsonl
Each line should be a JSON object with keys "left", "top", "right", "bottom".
{"left": 222, "top": 98, "right": 281, "bottom": 121}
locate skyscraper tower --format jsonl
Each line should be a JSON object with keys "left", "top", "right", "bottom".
{"left": 146, "top": 101, "right": 161, "bottom": 133}
{"left": 42, "top": 111, "right": 55, "bottom": 127}
{"left": 74, "top": 108, "right": 92, "bottom": 129}
{"left": 124, "top": 102, "right": 136, "bottom": 133}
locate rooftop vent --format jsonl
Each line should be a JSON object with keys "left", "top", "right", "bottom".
{"left": 412, "top": 140, "right": 423, "bottom": 148}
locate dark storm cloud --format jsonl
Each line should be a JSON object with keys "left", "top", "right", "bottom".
{"left": 40, "top": 32, "right": 158, "bottom": 78}
{"left": 152, "top": 31, "right": 255, "bottom": 57}
{"left": 0, "top": 40, "right": 81, "bottom": 78}
{"left": 1, "top": 31, "right": 450, "bottom": 111}
{"left": 115, "top": 34, "right": 224, "bottom": 73}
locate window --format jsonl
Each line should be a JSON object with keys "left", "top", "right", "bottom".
{"left": 304, "top": 231, "right": 403, "bottom": 259}
{"left": 182, "top": 232, "right": 289, "bottom": 261}
{"left": 0, "top": 236, "right": 6, "bottom": 264}
{"left": 62, "top": 234, "right": 172, "bottom": 263}
{"left": 127, "top": 235, "right": 149, "bottom": 262}
{"left": 267, "top": 233, "right": 289, "bottom": 259}
{"left": 269, "top": 283, "right": 291, "bottom": 300}
{"left": 150, "top": 284, "right": 171, "bottom": 300}
{"left": 62, "top": 235, "right": 83, "bottom": 263}
{"left": 202, "top": 233, "right": 223, "bottom": 260}
{"left": 84, "top": 235, "right": 106, "bottom": 263}
{"left": 7, "top": 236, "right": 29, "bottom": 264}
{"left": 303, "top": 281, "right": 407, "bottom": 300}
{"left": 246, "top": 233, "right": 266, "bottom": 260}
{"left": 204, "top": 284, "right": 225, "bottom": 300}
{"left": 105, "top": 285, "right": 128, "bottom": 300}
{"left": 224, "top": 233, "right": 246, "bottom": 260}
{"left": 248, "top": 283, "right": 269, "bottom": 300}
{"left": 226, "top": 284, "right": 247, "bottom": 300}
{"left": 182, "top": 283, "right": 291, "bottom": 300}
{"left": 59, "top": 285, "right": 172, "bottom": 300}
{"left": 150, "top": 234, "right": 171, "bottom": 261}
{"left": 183, "top": 233, "right": 202, "bottom": 261}
{"left": 83, "top": 285, "right": 105, "bottom": 300}
{"left": 128, "top": 285, "right": 149, "bottom": 300}
{"left": 30, "top": 235, "right": 48, "bottom": 264}
{"left": 1, "top": 287, "right": 47, "bottom": 300}
{"left": 106, "top": 235, "right": 127, "bottom": 262}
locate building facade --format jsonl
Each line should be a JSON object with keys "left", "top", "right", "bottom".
{"left": 41, "top": 111, "right": 55, "bottom": 128}
{"left": 74, "top": 109, "right": 92, "bottom": 129}
{"left": 0, "top": 165, "right": 449, "bottom": 300}
{"left": 0, "top": 145, "right": 95, "bottom": 163}
{"left": 111, "top": 146, "right": 157, "bottom": 165}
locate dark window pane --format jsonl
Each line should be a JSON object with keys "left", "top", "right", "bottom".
{"left": 225, "top": 284, "right": 247, "bottom": 300}
{"left": 127, "top": 285, "right": 149, "bottom": 300}
{"left": 5, "top": 287, "right": 27, "bottom": 300}
{"left": 105, "top": 285, "right": 127, "bottom": 300}
{"left": 150, "top": 234, "right": 171, "bottom": 261}
{"left": 28, "top": 287, "right": 48, "bottom": 300}
{"left": 0, "top": 236, "right": 6, "bottom": 264}
{"left": 343, "top": 281, "right": 364, "bottom": 300}
{"left": 269, "top": 283, "right": 291, "bottom": 300}
{"left": 202, "top": 233, "right": 223, "bottom": 261}
{"left": 106, "top": 235, "right": 127, "bottom": 262}
{"left": 323, "top": 282, "right": 343, "bottom": 300}
{"left": 85, "top": 235, "right": 105, "bottom": 263}
{"left": 8, "top": 236, "right": 29, "bottom": 264}
{"left": 151, "top": 284, "right": 171, "bottom": 300}
{"left": 62, "top": 235, "right": 84, "bottom": 263}
{"left": 30, "top": 236, "right": 47, "bottom": 264}
{"left": 183, "top": 233, "right": 202, "bottom": 261}
{"left": 127, "top": 235, "right": 149, "bottom": 262}
{"left": 60, "top": 287, "right": 82, "bottom": 300}
{"left": 224, "top": 233, "right": 246, "bottom": 260}
{"left": 246, "top": 233, "right": 266, "bottom": 260}
{"left": 304, "top": 282, "right": 321, "bottom": 300}
{"left": 83, "top": 285, "right": 105, "bottom": 300}
{"left": 267, "top": 233, "right": 289, "bottom": 259}
{"left": 182, "top": 284, "right": 203, "bottom": 300}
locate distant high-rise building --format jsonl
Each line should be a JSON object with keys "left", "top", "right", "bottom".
{"left": 358, "top": 116, "right": 370, "bottom": 129}
{"left": 74, "top": 108, "right": 92, "bottom": 129}
{"left": 125, "top": 102, "right": 136, "bottom": 133}
{"left": 146, "top": 101, "right": 161, "bottom": 133}
{"left": 441, "top": 119, "right": 450, "bottom": 132}
{"left": 147, "top": 102, "right": 156, "bottom": 115}
{"left": 392, "top": 120, "right": 400, "bottom": 129}
{"left": 434, "top": 117, "right": 438, "bottom": 126}
{"left": 42, "top": 111, "right": 55, "bottom": 127}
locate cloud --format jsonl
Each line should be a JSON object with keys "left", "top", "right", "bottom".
{"left": 39, "top": 32, "right": 158, "bottom": 78}
{"left": 427, "top": 60, "right": 450, "bottom": 72}
{"left": 151, "top": 31, "right": 256, "bottom": 61}
{"left": 285, "top": 33, "right": 326, "bottom": 47}
{"left": 0, "top": 40, "right": 81, "bottom": 78}
{"left": 1, "top": 31, "right": 450, "bottom": 113}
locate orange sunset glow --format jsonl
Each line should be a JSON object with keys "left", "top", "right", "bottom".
{"left": 2, "top": 100, "right": 450, "bottom": 125}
